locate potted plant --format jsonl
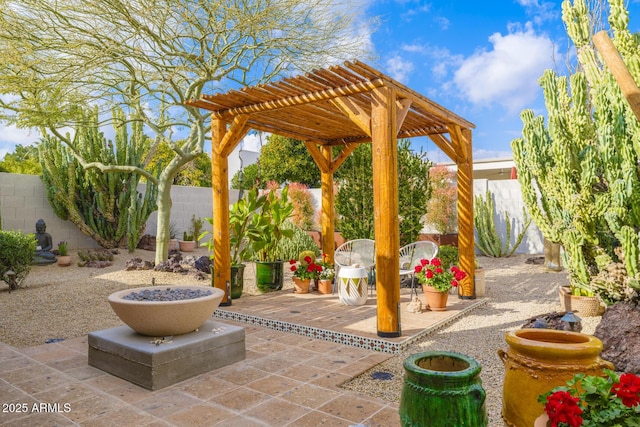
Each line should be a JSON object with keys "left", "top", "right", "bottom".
{"left": 536, "top": 370, "right": 640, "bottom": 427}
{"left": 249, "top": 187, "right": 294, "bottom": 293}
{"left": 179, "top": 230, "right": 196, "bottom": 252}
{"left": 414, "top": 257, "right": 467, "bottom": 311}
{"left": 225, "top": 190, "right": 267, "bottom": 298}
{"left": 318, "top": 254, "right": 335, "bottom": 294}
{"left": 57, "top": 241, "right": 71, "bottom": 267}
{"left": 289, "top": 255, "right": 322, "bottom": 294}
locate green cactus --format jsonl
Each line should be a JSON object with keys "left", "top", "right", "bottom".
{"left": 474, "top": 189, "right": 531, "bottom": 257}
{"left": 512, "top": 0, "right": 640, "bottom": 303}
{"left": 39, "top": 107, "right": 158, "bottom": 251}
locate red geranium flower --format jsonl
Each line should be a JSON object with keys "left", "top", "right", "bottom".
{"left": 545, "top": 391, "right": 583, "bottom": 427}
{"left": 612, "top": 373, "right": 640, "bottom": 407}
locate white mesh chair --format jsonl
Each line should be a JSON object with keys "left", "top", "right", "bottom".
{"left": 334, "top": 239, "right": 376, "bottom": 294}
{"left": 399, "top": 241, "right": 439, "bottom": 298}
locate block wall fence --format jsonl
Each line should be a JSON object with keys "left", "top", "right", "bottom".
{"left": 0, "top": 172, "right": 543, "bottom": 254}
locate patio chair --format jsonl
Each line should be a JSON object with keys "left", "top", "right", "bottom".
{"left": 399, "top": 241, "right": 439, "bottom": 298}
{"left": 334, "top": 239, "right": 376, "bottom": 295}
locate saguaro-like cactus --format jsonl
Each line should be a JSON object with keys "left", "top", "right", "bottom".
{"left": 40, "top": 108, "right": 158, "bottom": 251}
{"left": 512, "top": 0, "right": 640, "bottom": 301}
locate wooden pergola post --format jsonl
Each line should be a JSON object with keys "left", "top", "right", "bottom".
{"left": 453, "top": 127, "right": 475, "bottom": 298}
{"left": 320, "top": 146, "right": 335, "bottom": 262}
{"left": 371, "top": 86, "right": 401, "bottom": 337}
{"left": 211, "top": 117, "right": 231, "bottom": 305}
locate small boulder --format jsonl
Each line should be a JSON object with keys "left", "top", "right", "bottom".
{"left": 137, "top": 234, "right": 156, "bottom": 251}
{"left": 594, "top": 301, "right": 640, "bottom": 374}
{"left": 521, "top": 311, "right": 582, "bottom": 332}
{"left": 194, "top": 256, "right": 212, "bottom": 273}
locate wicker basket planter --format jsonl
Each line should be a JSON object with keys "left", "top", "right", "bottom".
{"left": 559, "top": 285, "right": 605, "bottom": 317}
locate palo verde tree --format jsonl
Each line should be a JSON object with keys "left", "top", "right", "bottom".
{"left": 0, "top": 0, "right": 376, "bottom": 263}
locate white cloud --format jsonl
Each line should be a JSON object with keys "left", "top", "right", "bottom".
{"left": 453, "top": 24, "right": 556, "bottom": 112}
{"left": 516, "top": 0, "right": 558, "bottom": 25}
{"left": 386, "top": 56, "right": 415, "bottom": 83}
{"left": 434, "top": 16, "right": 450, "bottom": 30}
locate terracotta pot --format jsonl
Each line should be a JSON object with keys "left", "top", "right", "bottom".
{"left": 108, "top": 286, "right": 224, "bottom": 336}
{"left": 318, "top": 279, "right": 333, "bottom": 294}
{"left": 169, "top": 238, "right": 179, "bottom": 251}
{"left": 293, "top": 277, "right": 310, "bottom": 294}
{"left": 534, "top": 414, "right": 550, "bottom": 427}
{"left": 499, "top": 328, "right": 614, "bottom": 427}
{"left": 559, "top": 285, "right": 605, "bottom": 317}
{"left": 422, "top": 284, "right": 449, "bottom": 311}
{"left": 57, "top": 255, "right": 71, "bottom": 267}
{"left": 179, "top": 240, "right": 196, "bottom": 252}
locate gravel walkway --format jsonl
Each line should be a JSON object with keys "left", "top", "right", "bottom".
{"left": 0, "top": 248, "right": 601, "bottom": 426}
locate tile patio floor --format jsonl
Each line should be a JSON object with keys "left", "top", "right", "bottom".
{"left": 0, "top": 287, "right": 485, "bottom": 426}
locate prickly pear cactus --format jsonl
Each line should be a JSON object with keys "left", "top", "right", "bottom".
{"left": 512, "top": 0, "right": 640, "bottom": 302}
{"left": 39, "top": 108, "right": 158, "bottom": 251}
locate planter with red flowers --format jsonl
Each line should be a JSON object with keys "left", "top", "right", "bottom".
{"left": 536, "top": 370, "right": 640, "bottom": 427}
{"left": 414, "top": 257, "right": 467, "bottom": 311}
{"left": 289, "top": 255, "right": 322, "bottom": 294}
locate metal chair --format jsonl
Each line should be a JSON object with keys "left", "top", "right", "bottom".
{"left": 399, "top": 241, "right": 439, "bottom": 298}
{"left": 334, "top": 239, "right": 376, "bottom": 295}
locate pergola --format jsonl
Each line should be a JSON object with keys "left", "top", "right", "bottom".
{"left": 187, "top": 60, "right": 475, "bottom": 338}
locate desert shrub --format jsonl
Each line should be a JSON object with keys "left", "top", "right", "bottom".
{"left": 275, "top": 221, "right": 320, "bottom": 261}
{"left": 288, "top": 182, "right": 316, "bottom": 230}
{"left": 0, "top": 230, "right": 36, "bottom": 291}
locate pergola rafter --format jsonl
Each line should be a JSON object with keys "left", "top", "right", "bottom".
{"left": 187, "top": 60, "right": 475, "bottom": 338}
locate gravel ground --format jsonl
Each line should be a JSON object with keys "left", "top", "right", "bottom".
{"left": 342, "top": 254, "right": 601, "bottom": 426}
{"left": 0, "top": 248, "right": 601, "bottom": 426}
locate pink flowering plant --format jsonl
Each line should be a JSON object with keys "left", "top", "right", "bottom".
{"left": 538, "top": 370, "right": 640, "bottom": 427}
{"left": 289, "top": 256, "right": 322, "bottom": 280}
{"left": 414, "top": 257, "right": 467, "bottom": 293}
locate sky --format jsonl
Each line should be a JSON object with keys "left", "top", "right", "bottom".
{"left": 2, "top": 0, "right": 640, "bottom": 164}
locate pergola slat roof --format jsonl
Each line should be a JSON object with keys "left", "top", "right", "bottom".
{"left": 188, "top": 61, "right": 475, "bottom": 147}
{"left": 187, "top": 60, "right": 476, "bottom": 338}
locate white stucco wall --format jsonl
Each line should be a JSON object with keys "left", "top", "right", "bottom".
{"left": 1, "top": 172, "right": 543, "bottom": 253}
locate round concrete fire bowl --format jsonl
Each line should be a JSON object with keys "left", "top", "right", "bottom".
{"left": 108, "top": 285, "right": 224, "bottom": 336}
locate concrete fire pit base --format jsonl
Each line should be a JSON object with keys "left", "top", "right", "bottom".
{"left": 88, "top": 320, "right": 245, "bottom": 390}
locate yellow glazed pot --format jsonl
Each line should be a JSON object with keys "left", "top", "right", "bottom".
{"left": 499, "top": 328, "right": 613, "bottom": 427}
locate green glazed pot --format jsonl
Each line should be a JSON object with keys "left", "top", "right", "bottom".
{"left": 230, "top": 264, "right": 245, "bottom": 299}
{"left": 400, "top": 351, "right": 487, "bottom": 427}
{"left": 255, "top": 261, "right": 283, "bottom": 293}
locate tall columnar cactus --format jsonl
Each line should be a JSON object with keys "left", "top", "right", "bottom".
{"left": 512, "top": 0, "right": 640, "bottom": 301}
{"left": 39, "top": 108, "right": 158, "bottom": 251}
{"left": 474, "top": 189, "right": 531, "bottom": 257}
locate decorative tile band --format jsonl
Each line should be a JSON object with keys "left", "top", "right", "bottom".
{"left": 214, "top": 299, "right": 486, "bottom": 354}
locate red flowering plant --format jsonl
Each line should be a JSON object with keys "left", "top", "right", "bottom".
{"left": 289, "top": 256, "right": 322, "bottom": 280}
{"left": 413, "top": 257, "right": 467, "bottom": 293}
{"left": 538, "top": 370, "right": 640, "bottom": 427}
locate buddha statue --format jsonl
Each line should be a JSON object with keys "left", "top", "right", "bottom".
{"left": 33, "top": 219, "right": 57, "bottom": 265}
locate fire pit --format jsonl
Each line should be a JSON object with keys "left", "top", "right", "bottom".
{"left": 108, "top": 285, "right": 224, "bottom": 336}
